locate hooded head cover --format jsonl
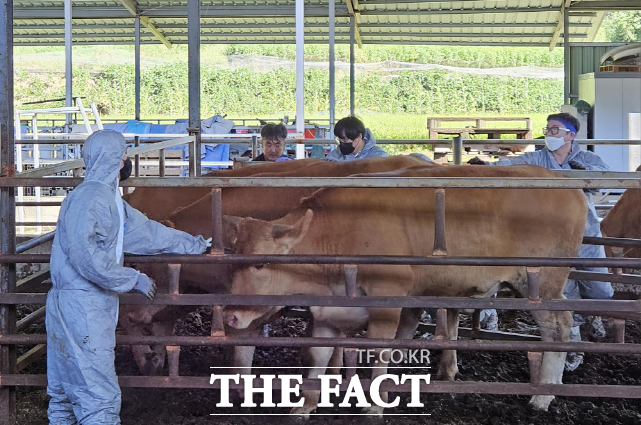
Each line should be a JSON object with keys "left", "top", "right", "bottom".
{"left": 83, "top": 130, "right": 127, "bottom": 189}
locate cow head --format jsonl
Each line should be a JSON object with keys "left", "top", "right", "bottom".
{"left": 223, "top": 210, "right": 314, "bottom": 329}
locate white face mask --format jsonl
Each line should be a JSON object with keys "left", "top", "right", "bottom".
{"left": 545, "top": 136, "right": 567, "bottom": 151}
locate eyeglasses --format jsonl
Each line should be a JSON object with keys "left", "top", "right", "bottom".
{"left": 542, "top": 126, "right": 572, "bottom": 136}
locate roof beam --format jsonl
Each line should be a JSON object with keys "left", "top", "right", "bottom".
{"left": 362, "top": 0, "right": 484, "bottom": 3}
{"left": 12, "top": 22, "right": 594, "bottom": 32}
{"left": 14, "top": 6, "right": 350, "bottom": 19}
{"left": 360, "top": 7, "right": 559, "bottom": 16}
{"left": 13, "top": 32, "right": 588, "bottom": 41}
{"left": 569, "top": 1, "right": 641, "bottom": 11}
{"left": 119, "top": 0, "right": 171, "bottom": 48}
{"left": 549, "top": 0, "right": 572, "bottom": 51}
{"left": 362, "top": 32, "right": 588, "bottom": 39}
{"left": 346, "top": 0, "right": 362, "bottom": 47}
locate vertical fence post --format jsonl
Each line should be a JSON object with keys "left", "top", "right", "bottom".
{"left": 614, "top": 319, "right": 626, "bottom": 344}
{"left": 432, "top": 188, "right": 447, "bottom": 256}
{"left": 452, "top": 135, "right": 463, "bottom": 165}
{"left": 251, "top": 135, "right": 258, "bottom": 159}
{"left": 159, "top": 148, "right": 165, "bottom": 177}
{"left": 433, "top": 309, "right": 449, "bottom": 340}
{"left": 611, "top": 246, "right": 624, "bottom": 275}
{"left": 211, "top": 305, "right": 225, "bottom": 337}
{"left": 188, "top": 0, "right": 201, "bottom": 177}
{"left": 0, "top": 0, "right": 16, "bottom": 421}
{"left": 134, "top": 135, "right": 140, "bottom": 177}
{"left": 343, "top": 264, "right": 358, "bottom": 298}
{"left": 211, "top": 188, "right": 224, "bottom": 254}
{"left": 527, "top": 352, "right": 543, "bottom": 386}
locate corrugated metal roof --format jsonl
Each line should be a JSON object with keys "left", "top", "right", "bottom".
{"left": 12, "top": 1, "right": 613, "bottom": 47}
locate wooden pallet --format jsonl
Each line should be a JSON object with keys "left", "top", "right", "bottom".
{"left": 599, "top": 64, "right": 641, "bottom": 73}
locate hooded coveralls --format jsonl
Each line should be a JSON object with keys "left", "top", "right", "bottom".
{"left": 46, "top": 130, "right": 207, "bottom": 424}
{"left": 488, "top": 143, "right": 614, "bottom": 300}
{"left": 326, "top": 128, "right": 388, "bottom": 161}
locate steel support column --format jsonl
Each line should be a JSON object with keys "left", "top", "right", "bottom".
{"left": 563, "top": 8, "right": 570, "bottom": 104}
{"left": 0, "top": 0, "right": 16, "bottom": 422}
{"left": 188, "top": 0, "right": 201, "bottom": 176}
{"left": 349, "top": 15, "right": 355, "bottom": 115}
{"left": 295, "top": 0, "right": 305, "bottom": 159}
{"left": 134, "top": 17, "right": 141, "bottom": 121}
{"left": 329, "top": 0, "right": 336, "bottom": 133}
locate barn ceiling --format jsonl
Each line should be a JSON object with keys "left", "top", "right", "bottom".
{"left": 12, "top": 1, "right": 636, "bottom": 48}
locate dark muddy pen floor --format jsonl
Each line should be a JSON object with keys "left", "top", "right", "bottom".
{"left": 15, "top": 305, "right": 641, "bottom": 425}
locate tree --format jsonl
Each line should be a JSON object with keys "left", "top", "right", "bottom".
{"left": 602, "top": 11, "right": 641, "bottom": 42}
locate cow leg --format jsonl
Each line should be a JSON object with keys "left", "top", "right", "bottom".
{"left": 524, "top": 267, "right": 573, "bottom": 411}
{"left": 395, "top": 308, "right": 423, "bottom": 363}
{"left": 528, "top": 309, "right": 572, "bottom": 410}
{"left": 436, "top": 309, "right": 460, "bottom": 381}
{"left": 362, "top": 306, "right": 404, "bottom": 417}
{"left": 291, "top": 322, "right": 340, "bottom": 417}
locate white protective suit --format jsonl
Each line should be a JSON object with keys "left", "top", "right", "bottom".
{"left": 46, "top": 130, "right": 207, "bottom": 424}
{"left": 488, "top": 142, "right": 613, "bottom": 300}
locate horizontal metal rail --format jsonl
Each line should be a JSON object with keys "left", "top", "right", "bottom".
{"left": 2, "top": 294, "right": 639, "bottom": 315}
{"left": 379, "top": 139, "right": 641, "bottom": 145}
{"left": 569, "top": 270, "right": 641, "bottom": 285}
{"left": 14, "top": 137, "right": 641, "bottom": 146}
{"left": 15, "top": 202, "right": 62, "bottom": 207}
{"left": 1, "top": 176, "right": 640, "bottom": 189}
{"left": 15, "top": 231, "right": 55, "bottom": 253}
{"left": 1, "top": 334, "right": 640, "bottom": 355}
{"left": 0, "top": 253, "right": 639, "bottom": 268}
{"left": 15, "top": 135, "right": 195, "bottom": 178}
{"left": 582, "top": 237, "right": 641, "bottom": 248}
{"left": 15, "top": 306, "right": 46, "bottom": 332}
{"left": 1, "top": 375, "right": 639, "bottom": 399}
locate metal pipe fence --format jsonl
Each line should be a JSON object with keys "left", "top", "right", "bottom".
{"left": 1, "top": 169, "right": 641, "bottom": 408}
{"left": 2, "top": 176, "right": 641, "bottom": 189}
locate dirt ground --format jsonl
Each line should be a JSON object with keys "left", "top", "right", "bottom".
{"left": 14, "top": 301, "right": 641, "bottom": 425}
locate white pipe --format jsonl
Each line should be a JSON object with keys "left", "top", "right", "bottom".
{"left": 32, "top": 116, "right": 42, "bottom": 234}
{"left": 15, "top": 112, "right": 24, "bottom": 234}
{"left": 64, "top": 0, "right": 72, "bottom": 127}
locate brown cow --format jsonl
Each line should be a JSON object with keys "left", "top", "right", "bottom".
{"left": 600, "top": 165, "right": 641, "bottom": 261}
{"left": 120, "top": 155, "right": 437, "bottom": 374}
{"left": 223, "top": 165, "right": 587, "bottom": 415}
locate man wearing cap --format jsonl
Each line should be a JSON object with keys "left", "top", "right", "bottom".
{"left": 468, "top": 112, "right": 613, "bottom": 371}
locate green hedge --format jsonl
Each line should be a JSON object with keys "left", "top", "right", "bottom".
{"left": 15, "top": 63, "right": 563, "bottom": 117}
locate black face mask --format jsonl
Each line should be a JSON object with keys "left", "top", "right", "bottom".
{"left": 339, "top": 142, "right": 356, "bottom": 155}
{"left": 120, "top": 158, "right": 132, "bottom": 181}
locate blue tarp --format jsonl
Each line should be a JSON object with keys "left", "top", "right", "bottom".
{"left": 111, "top": 119, "right": 228, "bottom": 174}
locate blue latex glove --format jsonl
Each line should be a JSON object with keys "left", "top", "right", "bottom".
{"left": 133, "top": 273, "right": 157, "bottom": 301}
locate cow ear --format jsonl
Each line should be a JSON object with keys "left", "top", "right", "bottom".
{"left": 223, "top": 215, "right": 243, "bottom": 248}
{"left": 272, "top": 209, "right": 313, "bottom": 253}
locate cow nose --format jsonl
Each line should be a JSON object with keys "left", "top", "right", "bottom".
{"left": 224, "top": 311, "right": 238, "bottom": 328}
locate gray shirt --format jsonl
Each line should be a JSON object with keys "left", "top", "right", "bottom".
{"left": 326, "top": 128, "right": 388, "bottom": 161}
